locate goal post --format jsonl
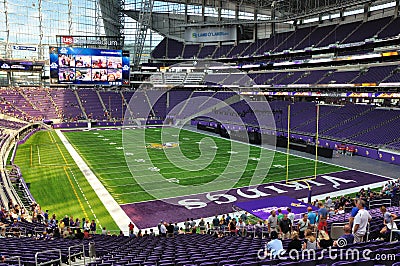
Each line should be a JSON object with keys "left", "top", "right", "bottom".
{"left": 284, "top": 103, "right": 320, "bottom": 203}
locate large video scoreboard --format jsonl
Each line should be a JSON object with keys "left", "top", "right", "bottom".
{"left": 49, "top": 47, "right": 130, "bottom": 86}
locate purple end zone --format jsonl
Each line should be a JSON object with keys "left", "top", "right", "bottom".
{"left": 120, "top": 170, "right": 390, "bottom": 228}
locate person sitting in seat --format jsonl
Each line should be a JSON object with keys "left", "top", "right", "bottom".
{"left": 303, "top": 229, "right": 319, "bottom": 250}
{"left": 378, "top": 206, "right": 398, "bottom": 241}
{"left": 333, "top": 224, "right": 354, "bottom": 246}
{"left": 266, "top": 231, "right": 284, "bottom": 259}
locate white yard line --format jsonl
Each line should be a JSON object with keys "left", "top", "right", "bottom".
{"left": 55, "top": 130, "right": 134, "bottom": 233}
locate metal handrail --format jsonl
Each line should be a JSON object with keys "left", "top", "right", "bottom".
{"left": 389, "top": 219, "right": 400, "bottom": 242}
{"left": 68, "top": 244, "right": 85, "bottom": 265}
{"left": 5, "top": 255, "right": 21, "bottom": 266}
{"left": 369, "top": 198, "right": 392, "bottom": 209}
{"left": 34, "top": 249, "right": 61, "bottom": 266}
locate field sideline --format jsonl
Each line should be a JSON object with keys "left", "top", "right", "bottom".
{"left": 13, "top": 130, "right": 119, "bottom": 232}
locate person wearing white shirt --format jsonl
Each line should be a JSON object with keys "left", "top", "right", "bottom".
{"left": 287, "top": 207, "right": 295, "bottom": 225}
{"left": 352, "top": 199, "right": 372, "bottom": 243}
{"left": 160, "top": 222, "right": 167, "bottom": 237}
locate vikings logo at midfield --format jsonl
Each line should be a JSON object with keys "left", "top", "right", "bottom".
{"left": 145, "top": 142, "right": 179, "bottom": 149}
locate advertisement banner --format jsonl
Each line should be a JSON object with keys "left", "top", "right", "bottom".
{"left": 57, "top": 35, "right": 124, "bottom": 49}
{"left": 0, "top": 60, "right": 43, "bottom": 72}
{"left": 184, "top": 26, "right": 237, "bottom": 43}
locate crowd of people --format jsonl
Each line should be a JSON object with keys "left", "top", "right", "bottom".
{"left": 0, "top": 180, "right": 398, "bottom": 262}
{"left": 138, "top": 180, "right": 400, "bottom": 259}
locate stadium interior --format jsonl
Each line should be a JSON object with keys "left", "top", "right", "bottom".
{"left": 1, "top": 0, "right": 400, "bottom": 265}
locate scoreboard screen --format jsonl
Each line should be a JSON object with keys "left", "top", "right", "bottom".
{"left": 49, "top": 47, "right": 130, "bottom": 86}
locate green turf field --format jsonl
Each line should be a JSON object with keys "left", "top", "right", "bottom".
{"left": 13, "top": 131, "right": 119, "bottom": 232}
{"left": 14, "top": 127, "right": 345, "bottom": 229}
{"left": 62, "top": 127, "right": 345, "bottom": 203}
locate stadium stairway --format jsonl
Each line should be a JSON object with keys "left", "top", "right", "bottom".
{"left": 96, "top": 91, "right": 108, "bottom": 119}
{"left": 73, "top": 90, "right": 88, "bottom": 120}
{"left": 17, "top": 89, "right": 39, "bottom": 113}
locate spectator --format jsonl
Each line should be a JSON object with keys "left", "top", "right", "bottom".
{"left": 228, "top": 219, "right": 237, "bottom": 236}
{"left": 157, "top": 220, "right": 163, "bottom": 233}
{"left": 190, "top": 218, "right": 196, "bottom": 230}
{"left": 303, "top": 229, "right": 318, "bottom": 250}
{"left": 101, "top": 227, "right": 107, "bottom": 235}
{"left": 279, "top": 214, "right": 292, "bottom": 240}
{"left": 378, "top": 206, "right": 398, "bottom": 241}
{"left": 325, "top": 196, "right": 333, "bottom": 209}
{"left": 246, "top": 221, "right": 255, "bottom": 237}
{"left": 255, "top": 221, "right": 263, "bottom": 238}
{"left": 333, "top": 224, "right": 354, "bottom": 246}
{"left": 89, "top": 220, "right": 96, "bottom": 234}
{"left": 128, "top": 222, "right": 135, "bottom": 236}
{"left": 75, "top": 228, "right": 84, "bottom": 240}
{"left": 298, "top": 213, "right": 310, "bottom": 239}
{"left": 240, "top": 212, "right": 248, "bottom": 224}
{"left": 268, "top": 210, "right": 278, "bottom": 233}
{"left": 174, "top": 223, "right": 180, "bottom": 236}
{"left": 287, "top": 231, "right": 302, "bottom": 253}
{"left": 160, "top": 222, "right": 167, "bottom": 237}
{"left": 184, "top": 218, "right": 191, "bottom": 233}
{"left": 349, "top": 199, "right": 359, "bottom": 227}
{"left": 237, "top": 219, "right": 246, "bottom": 237}
{"left": 166, "top": 222, "right": 174, "bottom": 237}
{"left": 318, "top": 230, "right": 333, "bottom": 249}
{"left": 75, "top": 218, "right": 80, "bottom": 228}
{"left": 277, "top": 209, "right": 284, "bottom": 222}
{"left": 83, "top": 230, "right": 91, "bottom": 239}
{"left": 83, "top": 220, "right": 90, "bottom": 231}
{"left": 287, "top": 208, "right": 295, "bottom": 225}
{"left": 317, "top": 201, "right": 329, "bottom": 232}
{"left": 266, "top": 231, "right": 284, "bottom": 259}
{"left": 212, "top": 216, "right": 220, "bottom": 229}
{"left": 199, "top": 218, "right": 206, "bottom": 234}
{"left": 307, "top": 207, "right": 317, "bottom": 227}
{"left": 352, "top": 199, "right": 372, "bottom": 243}
{"left": 225, "top": 214, "right": 231, "bottom": 225}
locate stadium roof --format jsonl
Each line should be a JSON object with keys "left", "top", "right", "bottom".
{"left": 126, "top": 0, "right": 380, "bottom": 23}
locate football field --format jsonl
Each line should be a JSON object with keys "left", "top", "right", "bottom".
{"left": 62, "top": 127, "right": 344, "bottom": 203}
{"left": 15, "top": 126, "right": 355, "bottom": 229}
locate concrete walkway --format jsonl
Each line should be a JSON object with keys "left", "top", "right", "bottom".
{"left": 56, "top": 130, "right": 133, "bottom": 233}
